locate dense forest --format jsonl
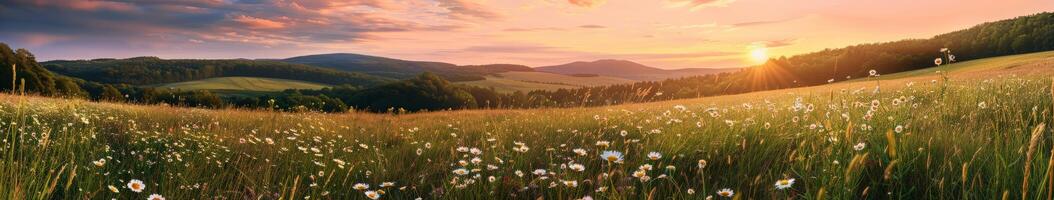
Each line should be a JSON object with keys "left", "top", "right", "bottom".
{"left": 42, "top": 57, "right": 394, "bottom": 86}
{"left": 2, "top": 12, "right": 1053, "bottom": 113}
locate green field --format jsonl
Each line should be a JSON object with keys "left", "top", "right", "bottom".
{"left": 867, "top": 50, "right": 1054, "bottom": 80}
{"left": 3, "top": 52, "right": 1054, "bottom": 199}
{"left": 459, "top": 71, "right": 637, "bottom": 93}
{"left": 154, "top": 76, "right": 331, "bottom": 92}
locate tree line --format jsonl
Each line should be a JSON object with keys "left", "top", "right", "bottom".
{"left": 42, "top": 57, "right": 393, "bottom": 86}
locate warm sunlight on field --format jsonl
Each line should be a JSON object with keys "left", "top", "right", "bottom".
{"left": 2, "top": 51, "right": 1053, "bottom": 199}
{"left": 2, "top": 1, "right": 1053, "bottom": 199}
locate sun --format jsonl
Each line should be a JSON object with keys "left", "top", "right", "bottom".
{"left": 750, "top": 48, "right": 768, "bottom": 64}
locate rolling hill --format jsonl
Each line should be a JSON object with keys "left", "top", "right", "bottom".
{"left": 154, "top": 77, "right": 330, "bottom": 92}
{"left": 536, "top": 59, "right": 740, "bottom": 80}
{"left": 458, "top": 71, "right": 637, "bottom": 93}
{"left": 41, "top": 57, "right": 394, "bottom": 86}
{"left": 282, "top": 53, "right": 534, "bottom": 81}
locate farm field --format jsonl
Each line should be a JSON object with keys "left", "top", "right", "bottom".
{"left": 153, "top": 76, "right": 330, "bottom": 92}
{"left": 2, "top": 51, "right": 1054, "bottom": 199}
{"left": 459, "top": 71, "right": 637, "bottom": 93}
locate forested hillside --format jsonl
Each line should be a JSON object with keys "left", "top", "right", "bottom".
{"left": 0, "top": 43, "right": 84, "bottom": 97}
{"left": 283, "top": 53, "right": 533, "bottom": 81}
{"left": 42, "top": 57, "right": 394, "bottom": 86}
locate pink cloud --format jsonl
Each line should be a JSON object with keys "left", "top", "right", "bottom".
{"left": 232, "top": 15, "right": 287, "bottom": 29}
{"left": 20, "top": 34, "right": 71, "bottom": 47}
{"left": 668, "top": 0, "right": 736, "bottom": 10}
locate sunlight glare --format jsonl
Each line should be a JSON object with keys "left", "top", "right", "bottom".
{"left": 750, "top": 48, "right": 768, "bottom": 64}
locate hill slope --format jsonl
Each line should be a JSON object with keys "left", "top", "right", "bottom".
{"left": 154, "top": 77, "right": 330, "bottom": 92}
{"left": 283, "top": 53, "right": 534, "bottom": 81}
{"left": 458, "top": 71, "right": 637, "bottom": 93}
{"left": 536, "top": 59, "right": 738, "bottom": 80}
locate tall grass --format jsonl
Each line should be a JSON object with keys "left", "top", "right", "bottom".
{"left": 1, "top": 65, "right": 1053, "bottom": 199}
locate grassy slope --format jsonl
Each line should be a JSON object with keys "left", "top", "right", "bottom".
{"left": 154, "top": 76, "right": 330, "bottom": 92}
{"left": 3, "top": 51, "right": 1054, "bottom": 199}
{"left": 458, "top": 71, "right": 637, "bottom": 93}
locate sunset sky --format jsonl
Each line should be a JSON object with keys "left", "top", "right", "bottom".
{"left": 1, "top": 0, "right": 1052, "bottom": 69}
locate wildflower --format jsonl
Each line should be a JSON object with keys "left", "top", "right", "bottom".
{"left": 353, "top": 183, "right": 370, "bottom": 190}
{"left": 127, "top": 179, "right": 145, "bottom": 193}
{"left": 632, "top": 170, "right": 646, "bottom": 178}
{"left": 452, "top": 168, "right": 469, "bottom": 176}
{"left": 488, "top": 176, "right": 496, "bottom": 182}
{"left": 600, "top": 151, "right": 623, "bottom": 163}
{"left": 569, "top": 164, "right": 585, "bottom": 172}
{"left": 934, "top": 58, "right": 943, "bottom": 66}
{"left": 107, "top": 185, "right": 119, "bottom": 193}
{"left": 364, "top": 190, "right": 381, "bottom": 200}
{"left": 774, "top": 178, "right": 795, "bottom": 190}
{"left": 716, "top": 188, "right": 734, "bottom": 197}
{"left": 895, "top": 125, "right": 904, "bottom": 133}
{"left": 647, "top": 152, "right": 662, "bottom": 160}
{"left": 869, "top": 70, "right": 877, "bottom": 76}
{"left": 563, "top": 180, "right": 578, "bottom": 187}
{"left": 595, "top": 141, "right": 610, "bottom": 148}
{"left": 698, "top": 159, "right": 708, "bottom": 168}
{"left": 532, "top": 169, "right": 547, "bottom": 176}
{"left": 639, "top": 164, "right": 653, "bottom": 171}
{"left": 381, "top": 182, "right": 395, "bottom": 187}
{"left": 93, "top": 159, "right": 106, "bottom": 167}
{"left": 687, "top": 188, "right": 695, "bottom": 194}
{"left": 854, "top": 142, "right": 866, "bottom": 151}
{"left": 148, "top": 194, "right": 165, "bottom": 200}
{"left": 978, "top": 101, "right": 987, "bottom": 109}
{"left": 572, "top": 148, "right": 587, "bottom": 156}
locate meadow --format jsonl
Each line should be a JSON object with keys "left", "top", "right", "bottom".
{"left": 154, "top": 77, "right": 331, "bottom": 92}
{"left": 2, "top": 52, "right": 1054, "bottom": 199}
{"left": 459, "top": 71, "right": 635, "bottom": 93}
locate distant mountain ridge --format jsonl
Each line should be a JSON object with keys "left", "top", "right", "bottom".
{"left": 535, "top": 59, "right": 739, "bottom": 80}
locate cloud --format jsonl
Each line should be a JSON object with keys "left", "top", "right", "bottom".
{"left": 232, "top": 15, "right": 286, "bottom": 29}
{"left": 567, "top": 0, "right": 607, "bottom": 8}
{"left": 0, "top": 0, "right": 492, "bottom": 58}
{"left": 668, "top": 0, "right": 736, "bottom": 10}
{"left": 436, "top": 0, "right": 501, "bottom": 20}
{"left": 503, "top": 27, "right": 566, "bottom": 32}
{"left": 760, "top": 39, "right": 796, "bottom": 48}
{"left": 731, "top": 19, "right": 793, "bottom": 27}
{"left": 579, "top": 24, "right": 606, "bottom": 29}
{"left": 460, "top": 44, "right": 561, "bottom": 53}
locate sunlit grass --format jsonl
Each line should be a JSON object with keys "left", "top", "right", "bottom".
{"left": 1, "top": 57, "right": 1053, "bottom": 199}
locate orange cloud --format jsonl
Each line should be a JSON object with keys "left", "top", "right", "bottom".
{"left": 568, "top": 0, "right": 607, "bottom": 8}
{"left": 668, "top": 0, "right": 736, "bottom": 10}
{"left": 232, "top": 15, "right": 287, "bottom": 29}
